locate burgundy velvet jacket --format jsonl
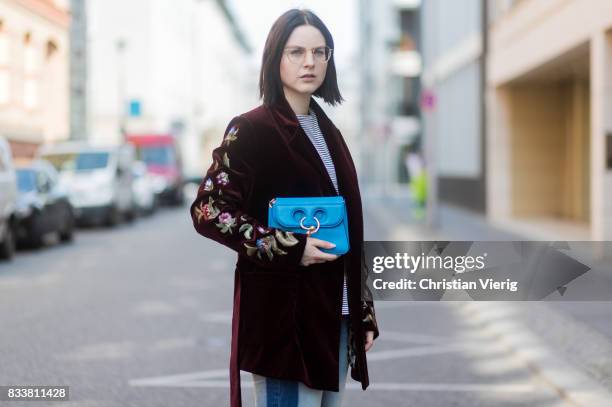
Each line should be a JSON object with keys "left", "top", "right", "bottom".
{"left": 189, "top": 96, "right": 379, "bottom": 407}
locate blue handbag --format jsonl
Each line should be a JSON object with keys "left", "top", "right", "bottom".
{"left": 268, "top": 196, "right": 349, "bottom": 255}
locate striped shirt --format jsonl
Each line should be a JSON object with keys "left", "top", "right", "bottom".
{"left": 297, "top": 109, "right": 349, "bottom": 316}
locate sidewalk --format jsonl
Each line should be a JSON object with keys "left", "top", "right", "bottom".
{"left": 362, "top": 188, "right": 612, "bottom": 402}
{"left": 362, "top": 188, "right": 522, "bottom": 241}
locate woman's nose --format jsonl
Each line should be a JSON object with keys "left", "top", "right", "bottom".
{"left": 303, "top": 50, "right": 315, "bottom": 66}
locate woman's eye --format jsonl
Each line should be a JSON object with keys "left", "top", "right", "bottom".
{"left": 290, "top": 49, "right": 304, "bottom": 56}
{"left": 314, "top": 49, "right": 326, "bottom": 57}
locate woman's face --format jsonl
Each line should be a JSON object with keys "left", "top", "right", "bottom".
{"left": 280, "top": 25, "right": 328, "bottom": 100}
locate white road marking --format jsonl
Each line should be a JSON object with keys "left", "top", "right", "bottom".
{"left": 366, "top": 343, "right": 484, "bottom": 361}
{"left": 130, "top": 368, "right": 230, "bottom": 386}
{"left": 374, "top": 301, "right": 440, "bottom": 309}
{"left": 130, "top": 369, "right": 536, "bottom": 393}
{"left": 199, "top": 310, "right": 233, "bottom": 324}
{"left": 379, "top": 330, "right": 451, "bottom": 344}
{"left": 131, "top": 301, "right": 178, "bottom": 316}
{"left": 149, "top": 337, "right": 197, "bottom": 351}
{"left": 57, "top": 341, "right": 135, "bottom": 361}
{"left": 168, "top": 277, "right": 212, "bottom": 291}
{"left": 345, "top": 382, "right": 536, "bottom": 393}
{"left": 175, "top": 297, "right": 200, "bottom": 308}
{"left": 56, "top": 336, "right": 199, "bottom": 361}
{"left": 0, "top": 271, "right": 63, "bottom": 288}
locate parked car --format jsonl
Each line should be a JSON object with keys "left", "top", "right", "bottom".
{"left": 131, "top": 161, "right": 157, "bottom": 216}
{"left": 38, "top": 142, "right": 136, "bottom": 226}
{"left": 15, "top": 160, "right": 74, "bottom": 248}
{"left": 127, "top": 134, "right": 184, "bottom": 206}
{"left": 0, "top": 137, "right": 17, "bottom": 260}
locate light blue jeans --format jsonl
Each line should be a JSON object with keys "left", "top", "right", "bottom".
{"left": 252, "top": 316, "right": 350, "bottom": 407}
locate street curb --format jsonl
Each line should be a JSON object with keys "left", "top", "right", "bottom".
{"left": 459, "top": 302, "right": 612, "bottom": 407}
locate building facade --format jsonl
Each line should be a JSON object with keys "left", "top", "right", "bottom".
{"left": 420, "top": 0, "right": 487, "bottom": 214}
{"left": 69, "top": 0, "right": 86, "bottom": 141}
{"left": 0, "top": 0, "right": 69, "bottom": 161}
{"left": 358, "top": 0, "right": 422, "bottom": 194}
{"left": 84, "top": 0, "right": 255, "bottom": 178}
{"left": 487, "top": 0, "right": 612, "bottom": 240}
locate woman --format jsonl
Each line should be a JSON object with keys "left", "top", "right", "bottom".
{"left": 190, "top": 9, "right": 379, "bottom": 407}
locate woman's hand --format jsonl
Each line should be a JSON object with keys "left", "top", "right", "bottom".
{"left": 299, "top": 237, "right": 338, "bottom": 266}
{"left": 365, "top": 331, "right": 375, "bottom": 352}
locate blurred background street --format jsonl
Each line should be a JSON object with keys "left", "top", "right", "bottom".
{"left": 1, "top": 0, "right": 612, "bottom": 406}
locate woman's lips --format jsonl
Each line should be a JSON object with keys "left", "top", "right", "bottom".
{"left": 300, "top": 75, "right": 316, "bottom": 81}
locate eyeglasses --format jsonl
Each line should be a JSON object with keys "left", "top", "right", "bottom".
{"left": 283, "top": 46, "right": 333, "bottom": 64}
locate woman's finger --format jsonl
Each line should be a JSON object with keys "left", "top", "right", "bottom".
{"left": 311, "top": 238, "right": 336, "bottom": 250}
{"left": 318, "top": 252, "right": 338, "bottom": 262}
{"left": 364, "top": 331, "right": 375, "bottom": 352}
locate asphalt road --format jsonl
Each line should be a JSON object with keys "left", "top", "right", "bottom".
{"left": 0, "top": 204, "right": 572, "bottom": 406}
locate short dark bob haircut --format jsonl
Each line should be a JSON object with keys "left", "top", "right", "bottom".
{"left": 259, "top": 9, "right": 343, "bottom": 106}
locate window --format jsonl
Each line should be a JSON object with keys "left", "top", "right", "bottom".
{"left": 0, "top": 71, "right": 9, "bottom": 104}
{"left": 0, "top": 22, "right": 8, "bottom": 65}
{"left": 23, "top": 31, "right": 39, "bottom": 109}
{"left": 24, "top": 34, "right": 37, "bottom": 74}
{"left": 398, "top": 77, "right": 420, "bottom": 116}
{"left": 137, "top": 146, "right": 176, "bottom": 166}
{"left": 16, "top": 169, "right": 37, "bottom": 192}
{"left": 46, "top": 40, "right": 58, "bottom": 59}
{"left": 23, "top": 79, "right": 39, "bottom": 109}
{"left": 42, "top": 152, "right": 111, "bottom": 172}
{"left": 399, "top": 9, "right": 419, "bottom": 51}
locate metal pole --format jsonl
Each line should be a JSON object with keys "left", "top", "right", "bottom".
{"left": 116, "top": 39, "right": 127, "bottom": 144}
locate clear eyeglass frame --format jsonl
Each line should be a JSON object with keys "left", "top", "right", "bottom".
{"left": 283, "top": 46, "right": 333, "bottom": 64}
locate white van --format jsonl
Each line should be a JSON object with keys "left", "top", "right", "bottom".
{"left": 38, "top": 142, "right": 135, "bottom": 226}
{"left": 0, "top": 136, "right": 17, "bottom": 259}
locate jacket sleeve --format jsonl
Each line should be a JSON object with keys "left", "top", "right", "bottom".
{"left": 361, "top": 239, "right": 380, "bottom": 339}
{"left": 189, "top": 115, "right": 308, "bottom": 270}
{"left": 362, "top": 301, "right": 379, "bottom": 340}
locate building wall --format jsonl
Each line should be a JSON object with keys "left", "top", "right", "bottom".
{"left": 192, "top": 0, "right": 257, "bottom": 179}
{"left": 86, "top": 0, "right": 255, "bottom": 178}
{"left": 359, "top": 0, "right": 422, "bottom": 193}
{"left": 420, "top": 0, "right": 486, "bottom": 212}
{"left": 487, "top": 0, "right": 612, "bottom": 240}
{"left": 0, "top": 0, "right": 69, "bottom": 159}
{"left": 69, "top": 0, "right": 86, "bottom": 141}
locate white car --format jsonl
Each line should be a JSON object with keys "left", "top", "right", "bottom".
{"left": 0, "top": 137, "right": 17, "bottom": 260}
{"left": 38, "top": 142, "right": 136, "bottom": 226}
{"left": 131, "top": 161, "right": 157, "bottom": 216}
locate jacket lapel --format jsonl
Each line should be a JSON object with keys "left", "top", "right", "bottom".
{"left": 267, "top": 97, "right": 340, "bottom": 195}
{"left": 308, "top": 99, "right": 352, "bottom": 197}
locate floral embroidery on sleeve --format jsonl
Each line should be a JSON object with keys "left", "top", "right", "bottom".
{"left": 239, "top": 223, "right": 253, "bottom": 239}
{"left": 194, "top": 196, "right": 220, "bottom": 222}
{"left": 346, "top": 301, "right": 379, "bottom": 372}
{"left": 348, "top": 327, "right": 357, "bottom": 370}
{"left": 223, "top": 125, "right": 239, "bottom": 146}
{"left": 216, "top": 171, "right": 229, "bottom": 186}
{"left": 203, "top": 178, "right": 214, "bottom": 191}
{"left": 215, "top": 212, "right": 237, "bottom": 234}
{"left": 362, "top": 300, "right": 379, "bottom": 339}
{"left": 243, "top": 230, "right": 299, "bottom": 261}
{"left": 191, "top": 117, "right": 307, "bottom": 268}
{"left": 275, "top": 230, "right": 299, "bottom": 247}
